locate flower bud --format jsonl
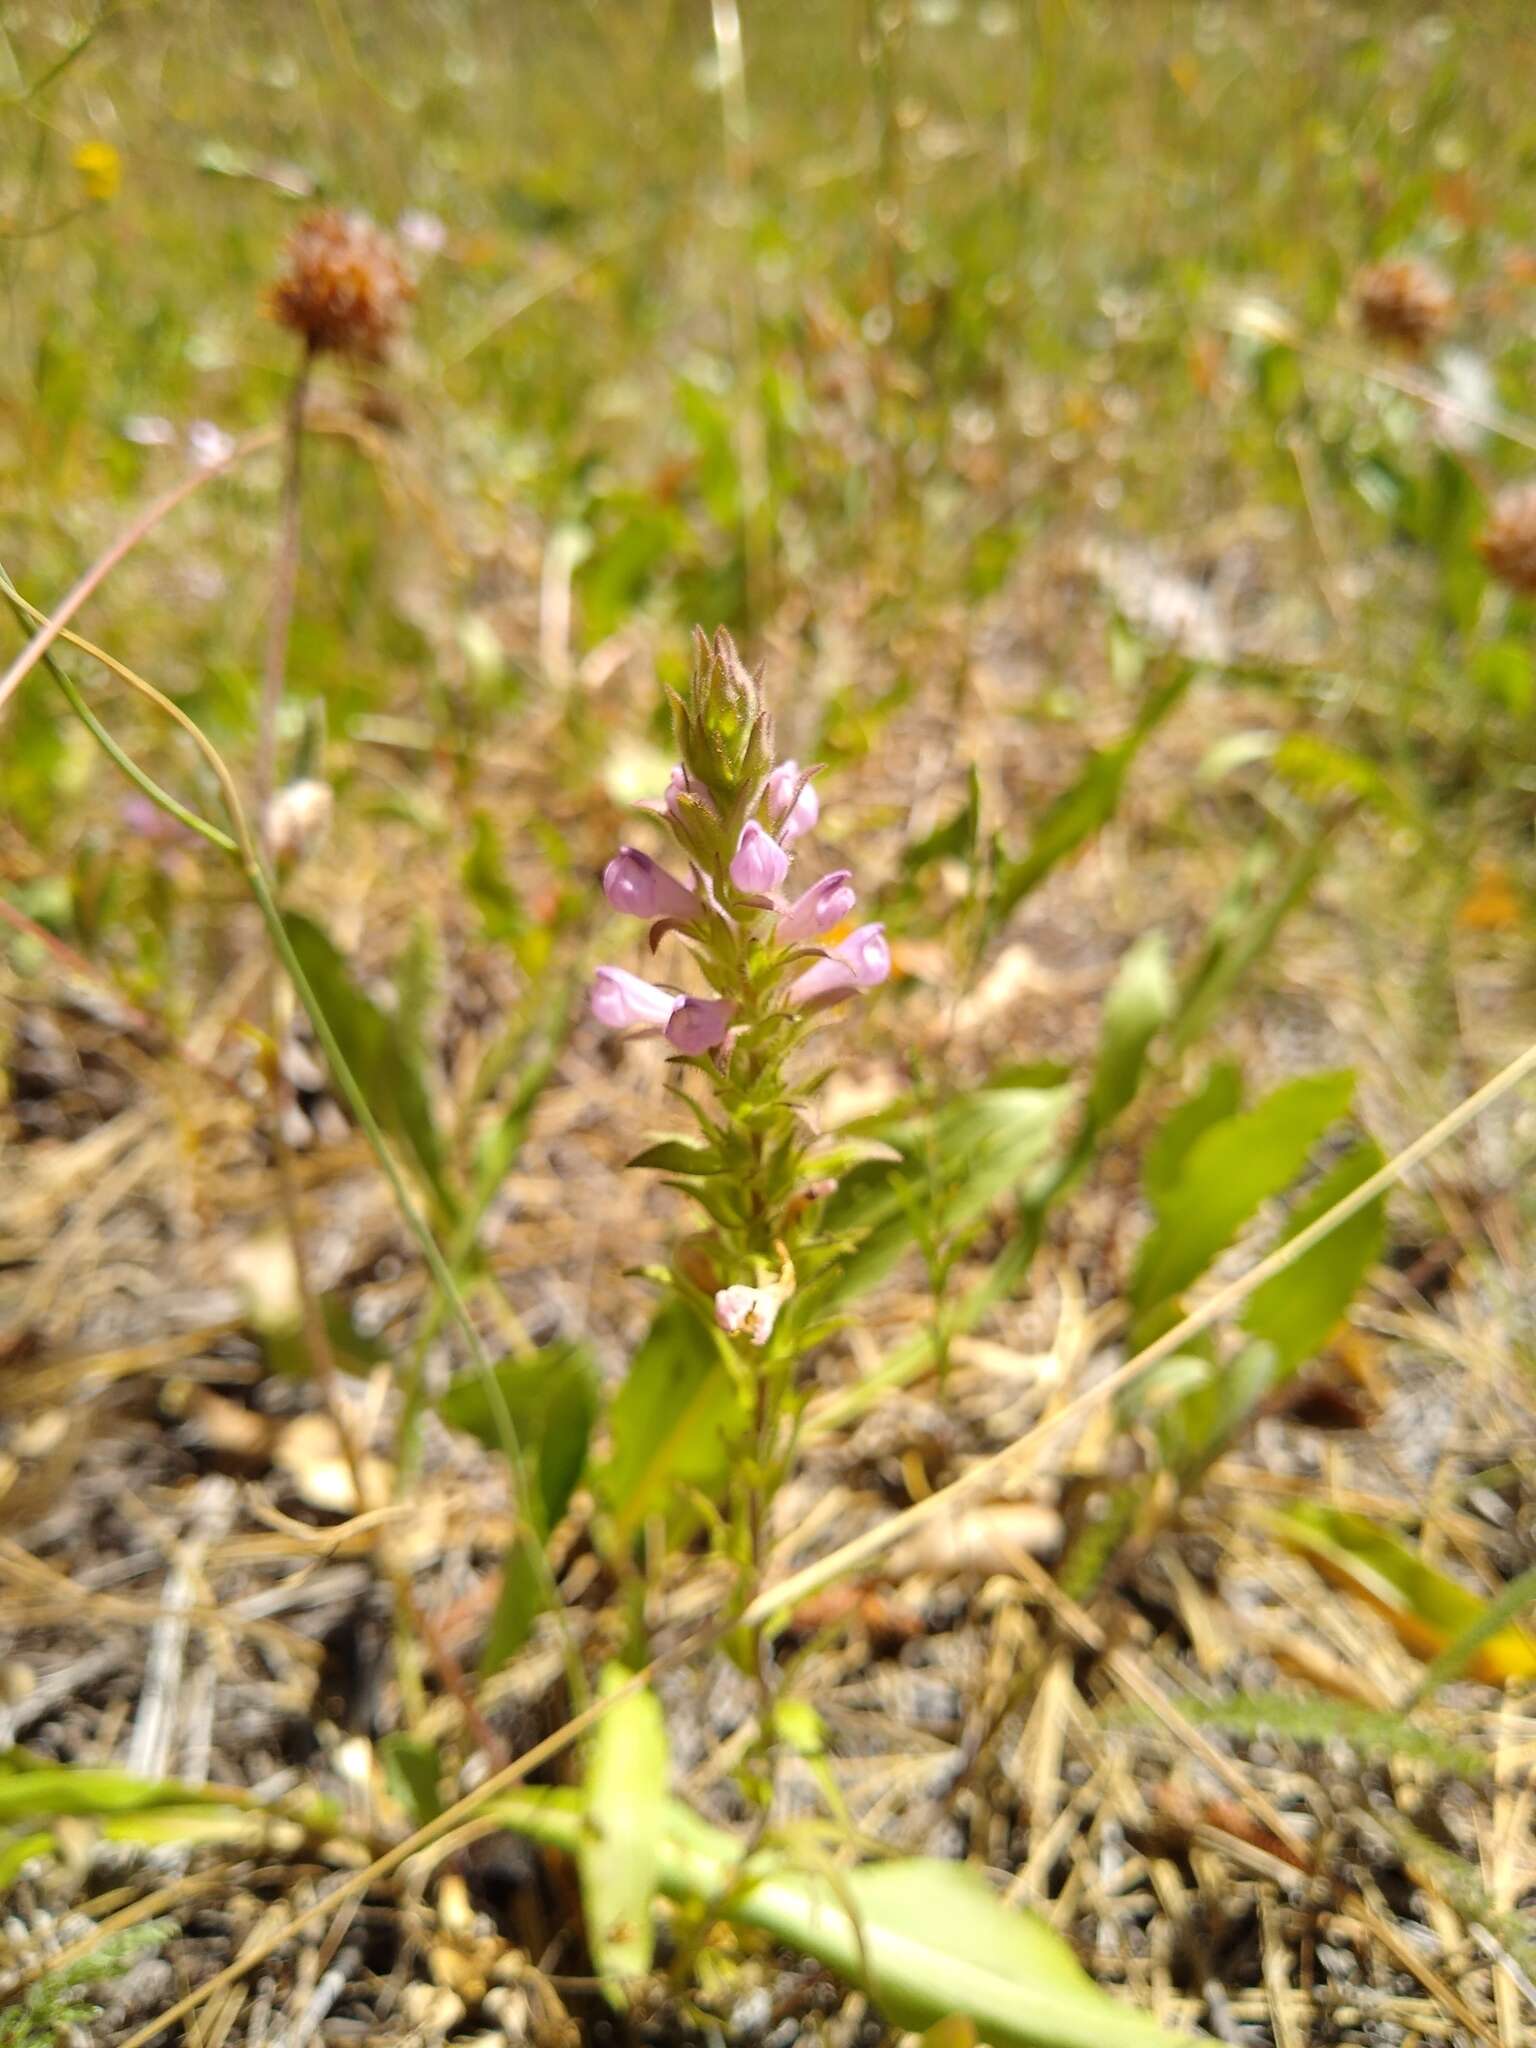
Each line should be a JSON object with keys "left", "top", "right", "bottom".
{"left": 788, "top": 922, "right": 891, "bottom": 1006}
{"left": 714, "top": 1283, "right": 782, "bottom": 1347}
{"left": 766, "top": 761, "right": 819, "bottom": 844}
{"left": 730, "top": 820, "right": 790, "bottom": 895}
{"left": 665, "top": 764, "right": 716, "bottom": 819}
{"left": 603, "top": 846, "right": 701, "bottom": 922}
{"left": 590, "top": 966, "right": 680, "bottom": 1033}
{"left": 665, "top": 995, "right": 734, "bottom": 1054}
{"left": 264, "top": 778, "right": 333, "bottom": 861}
{"left": 777, "top": 869, "right": 855, "bottom": 944}
{"left": 676, "top": 626, "right": 775, "bottom": 806}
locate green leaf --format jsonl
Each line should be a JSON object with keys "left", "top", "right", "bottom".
{"left": 481, "top": 1540, "right": 545, "bottom": 1674}
{"left": 815, "top": 1084, "right": 1071, "bottom": 1312}
{"left": 903, "top": 764, "right": 981, "bottom": 876}
{"left": 1272, "top": 1506, "right": 1536, "bottom": 1684}
{"left": 436, "top": 1342, "right": 598, "bottom": 1533}
{"left": 989, "top": 670, "right": 1190, "bottom": 929}
{"left": 1141, "top": 1061, "right": 1242, "bottom": 1204}
{"left": 1412, "top": 1561, "right": 1536, "bottom": 1699}
{"left": 627, "top": 1138, "right": 722, "bottom": 1174}
{"left": 1241, "top": 1140, "right": 1385, "bottom": 1372}
{"left": 379, "top": 1734, "right": 442, "bottom": 1827}
{"left": 578, "top": 1669, "right": 670, "bottom": 1994}
{"left": 283, "top": 912, "right": 452, "bottom": 1217}
{"left": 599, "top": 1301, "right": 740, "bottom": 1545}
{"left": 1129, "top": 1069, "right": 1355, "bottom": 1335}
{"left": 489, "top": 1789, "right": 1184, "bottom": 2048}
{"left": 1087, "top": 934, "right": 1174, "bottom": 1127}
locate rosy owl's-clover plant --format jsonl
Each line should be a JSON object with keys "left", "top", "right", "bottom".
{"left": 591, "top": 628, "right": 891, "bottom": 1578}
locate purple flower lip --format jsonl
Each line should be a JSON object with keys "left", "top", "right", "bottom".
{"left": 766, "top": 760, "right": 819, "bottom": 844}
{"left": 787, "top": 921, "right": 891, "bottom": 1007}
{"left": 777, "top": 869, "right": 855, "bottom": 945}
{"left": 603, "top": 846, "right": 700, "bottom": 922}
{"left": 665, "top": 995, "right": 734, "bottom": 1054}
{"left": 590, "top": 965, "right": 680, "bottom": 1033}
{"left": 730, "top": 819, "right": 791, "bottom": 895}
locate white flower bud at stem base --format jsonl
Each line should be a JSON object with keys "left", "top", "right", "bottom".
{"left": 264, "top": 778, "right": 333, "bottom": 861}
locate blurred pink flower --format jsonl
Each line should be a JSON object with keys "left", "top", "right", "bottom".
{"left": 590, "top": 966, "right": 679, "bottom": 1032}
{"left": 665, "top": 995, "right": 734, "bottom": 1054}
{"left": 777, "top": 869, "right": 855, "bottom": 944}
{"left": 766, "top": 760, "right": 818, "bottom": 844}
{"left": 788, "top": 922, "right": 890, "bottom": 1006}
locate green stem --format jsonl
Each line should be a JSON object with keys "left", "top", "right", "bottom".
{"left": 0, "top": 563, "right": 236, "bottom": 855}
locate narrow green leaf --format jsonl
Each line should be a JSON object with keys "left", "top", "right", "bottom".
{"left": 1087, "top": 934, "right": 1174, "bottom": 1127}
{"left": 481, "top": 1540, "right": 544, "bottom": 1674}
{"left": 627, "top": 1138, "right": 722, "bottom": 1174}
{"left": 436, "top": 1342, "right": 598, "bottom": 1532}
{"left": 578, "top": 1669, "right": 670, "bottom": 1993}
{"left": 283, "top": 913, "right": 452, "bottom": 1217}
{"left": 379, "top": 1734, "right": 442, "bottom": 1827}
{"left": 989, "top": 669, "right": 1190, "bottom": 929}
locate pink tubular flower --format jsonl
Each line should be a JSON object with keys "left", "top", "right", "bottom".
{"left": 777, "top": 869, "right": 855, "bottom": 945}
{"left": 730, "top": 819, "right": 791, "bottom": 894}
{"left": 665, "top": 995, "right": 734, "bottom": 1054}
{"left": 766, "top": 760, "right": 819, "bottom": 844}
{"left": 788, "top": 922, "right": 891, "bottom": 1007}
{"left": 590, "top": 966, "right": 680, "bottom": 1033}
{"left": 714, "top": 1283, "right": 781, "bottom": 1347}
{"left": 603, "top": 846, "right": 700, "bottom": 922}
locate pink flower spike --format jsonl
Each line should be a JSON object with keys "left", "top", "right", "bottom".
{"left": 777, "top": 869, "right": 855, "bottom": 945}
{"left": 603, "top": 846, "right": 700, "bottom": 921}
{"left": 766, "top": 760, "right": 819, "bottom": 844}
{"left": 714, "top": 1283, "right": 781, "bottom": 1347}
{"left": 730, "top": 819, "right": 791, "bottom": 894}
{"left": 665, "top": 996, "right": 734, "bottom": 1054}
{"left": 788, "top": 922, "right": 891, "bottom": 1006}
{"left": 590, "top": 966, "right": 681, "bottom": 1033}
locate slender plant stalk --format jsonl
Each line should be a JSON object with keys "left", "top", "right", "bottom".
{"left": 256, "top": 344, "right": 313, "bottom": 818}
{"left": 0, "top": 428, "right": 279, "bottom": 720}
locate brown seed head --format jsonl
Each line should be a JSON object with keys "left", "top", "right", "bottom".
{"left": 1351, "top": 257, "right": 1453, "bottom": 354}
{"left": 270, "top": 209, "right": 411, "bottom": 360}
{"left": 1478, "top": 483, "right": 1536, "bottom": 597}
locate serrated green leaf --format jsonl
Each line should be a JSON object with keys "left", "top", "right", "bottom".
{"left": 579, "top": 1669, "right": 670, "bottom": 1994}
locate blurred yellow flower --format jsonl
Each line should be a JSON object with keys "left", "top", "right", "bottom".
{"left": 72, "top": 140, "right": 121, "bottom": 202}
